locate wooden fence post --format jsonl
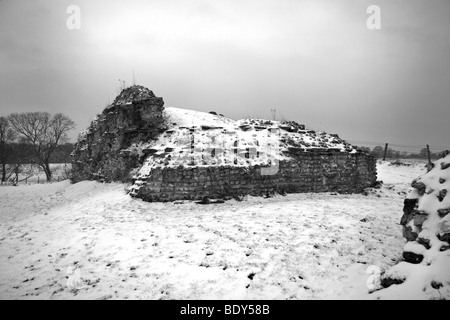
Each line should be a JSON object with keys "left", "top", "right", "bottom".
{"left": 427, "top": 144, "right": 431, "bottom": 164}
{"left": 383, "top": 143, "right": 389, "bottom": 161}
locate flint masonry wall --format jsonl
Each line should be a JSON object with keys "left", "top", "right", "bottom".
{"left": 72, "top": 86, "right": 377, "bottom": 201}
{"left": 399, "top": 152, "right": 450, "bottom": 262}
{"left": 379, "top": 152, "right": 450, "bottom": 291}
{"left": 71, "top": 90, "right": 165, "bottom": 183}
{"left": 131, "top": 150, "right": 377, "bottom": 202}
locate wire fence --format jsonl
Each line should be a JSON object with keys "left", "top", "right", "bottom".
{"left": 348, "top": 140, "right": 450, "bottom": 161}
{"left": 0, "top": 176, "right": 70, "bottom": 186}
{"left": 0, "top": 163, "right": 72, "bottom": 186}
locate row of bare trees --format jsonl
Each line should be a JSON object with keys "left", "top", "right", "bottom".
{"left": 0, "top": 112, "right": 75, "bottom": 183}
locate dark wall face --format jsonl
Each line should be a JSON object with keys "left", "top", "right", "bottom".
{"left": 71, "top": 97, "right": 165, "bottom": 183}
{"left": 130, "top": 151, "right": 377, "bottom": 202}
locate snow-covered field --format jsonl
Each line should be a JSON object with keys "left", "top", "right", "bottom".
{"left": 0, "top": 160, "right": 430, "bottom": 299}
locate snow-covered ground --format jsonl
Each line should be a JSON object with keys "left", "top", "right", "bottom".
{"left": 0, "top": 160, "right": 432, "bottom": 299}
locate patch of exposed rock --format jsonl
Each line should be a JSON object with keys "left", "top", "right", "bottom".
{"left": 71, "top": 86, "right": 166, "bottom": 182}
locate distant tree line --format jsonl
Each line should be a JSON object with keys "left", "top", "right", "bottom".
{"left": 5, "top": 142, "right": 74, "bottom": 163}
{"left": 0, "top": 112, "right": 75, "bottom": 182}
{"left": 358, "top": 145, "right": 443, "bottom": 160}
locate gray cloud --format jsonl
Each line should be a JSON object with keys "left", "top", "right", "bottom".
{"left": 0, "top": 0, "right": 449, "bottom": 149}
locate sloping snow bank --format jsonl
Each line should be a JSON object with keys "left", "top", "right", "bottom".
{"left": 164, "top": 107, "right": 236, "bottom": 129}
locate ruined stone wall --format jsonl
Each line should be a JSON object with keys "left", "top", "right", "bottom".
{"left": 398, "top": 152, "right": 450, "bottom": 259}
{"left": 71, "top": 89, "right": 166, "bottom": 183}
{"left": 131, "top": 150, "right": 377, "bottom": 202}
{"left": 379, "top": 152, "right": 450, "bottom": 294}
{"left": 72, "top": 86, "right": 377, "bottom": 199}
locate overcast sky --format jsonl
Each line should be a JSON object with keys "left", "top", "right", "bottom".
{"left": 1, "top": 0, "right": 449, "bottom": 149}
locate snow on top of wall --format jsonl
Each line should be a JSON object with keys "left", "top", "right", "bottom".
{"left": 164, "top": 107, "right": 236, "bottom": 129}
{"left": 129, "top": 107, "right": 358, "bottom": 179}
{"left": 110, "top": 85, "right": 156, "bottom": 107}
{"left": 414, "top": 155, "right": 450, "bottom": 214}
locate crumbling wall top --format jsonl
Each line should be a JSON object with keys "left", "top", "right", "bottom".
{"left": 111, "top": 85, "right": 157, "bottom": 107}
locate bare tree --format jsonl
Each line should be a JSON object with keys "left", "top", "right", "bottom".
{"left": 8, "top": 112, "right": 76, "bottom": 182}
{"left": 0, "top": 116, "right": 17, "bottom": 183}
{"left": 6, "top": 139, "right": 37, "bottom": 184}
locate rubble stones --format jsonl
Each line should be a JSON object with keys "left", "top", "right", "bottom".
{"left": 413, "top": 211, "right": 428, "bottom": 227}
{"left": 417, "top": 237, "right": 431, "bottom": 250}
{"left": 411, "top": 180, "right": 426, "bottom": 195}
{"left": 400, "top": 198, "right": 418, "bottom": 225}
{"left": 402, "top": 225, "right": 418, "bottom": 241}
{"left": 437, "top": 208, "right": 450, "bottom": 217}
{"left": 441, "top": 162, "right": 450, "bottom": 170}
{"left": 438, "top": 189, "right": 447, "bottom": 202}
{"left": 381, "top": 277, "right": 405, "bottom": 288}
{"left": 402, "top": 251, "right": 424, "bottom": 264}
{"left": 381, "top": 152, "right": 450, "bottom": 292}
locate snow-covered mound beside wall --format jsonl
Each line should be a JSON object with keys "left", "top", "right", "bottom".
{"left": 164, "top": 107, "right": 236, "bottom": 128}
{"left": 376, "top": 151, "right": 450, "bottom": 299}
{"left": 128, "top": 107, "right": 357, "bottom": 175}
